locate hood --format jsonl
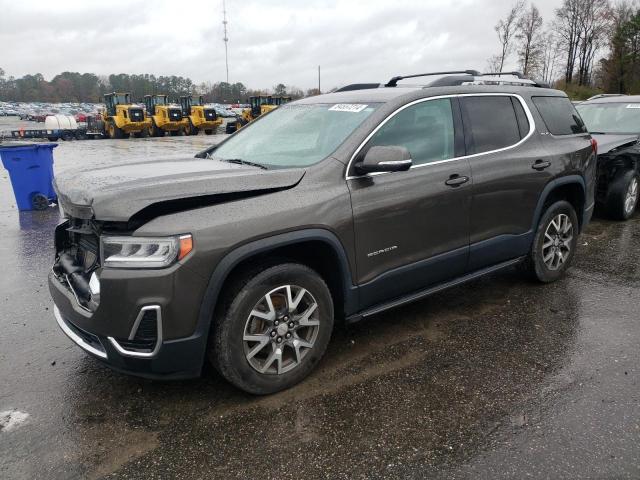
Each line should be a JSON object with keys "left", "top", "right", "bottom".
{"left": 591, "top": 134, "right": 639, "bottom": 155}
{"left": 55, "top": 157, "right": 305, "bottom": 222}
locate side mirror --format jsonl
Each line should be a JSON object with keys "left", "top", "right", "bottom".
{"left": 355, "top": 146, "right": 412, "bottom": 174}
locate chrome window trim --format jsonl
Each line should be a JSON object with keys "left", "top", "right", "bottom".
{"left": 54, "top": 306, "right": 108, "bottom": 359}
{"left": 108, "top": 305, "right": 163, "bottom": 358}
{"left": 345, "top": 93, "right": 537, "bottom": 180}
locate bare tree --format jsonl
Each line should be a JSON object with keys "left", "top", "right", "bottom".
{"left": 540, "top": 31, "right": 562, "bottom": 84}
{"left": 554, "top": 0, "right": 611, "bottom": 85}
{"left": 493, "top": 1, "right": 526, "bottom": 72}
{"left": 486, "top": 55, "right": 504, "bottom": 73}
{"left": 554, "top": 0, "right": 583, "bottom": 83}
{"left": 516, "top": 4, "right": 544, "bottom": 76}
{"left": 576, "top": 0, "right": 611, "bottom": 85}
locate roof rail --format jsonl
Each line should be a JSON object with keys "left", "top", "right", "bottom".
{"left": 385, "top": 70, "right": 480, "bottom": 87}
{"left": 335, "top": 83, "right": 382, "bottom": 92}
{"left": 481, "top": 71, "right": 525, "bottom": 78}
{"left": 586, "top": 93, "right": 627, "bottom": 101}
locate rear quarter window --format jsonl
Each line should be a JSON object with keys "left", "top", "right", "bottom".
{"left": 532, "top": 96, "right": 587, "bottom": 135}
{"left": 460, "top": 96, "right": 522, "bottom": 154}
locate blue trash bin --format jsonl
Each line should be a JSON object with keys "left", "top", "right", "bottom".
{"left": 0, "top": 142, "right": 58, "bottom": 211}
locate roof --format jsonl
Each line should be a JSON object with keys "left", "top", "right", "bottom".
{"left": 294, "top": 84, "right": 565, "bottom": 106}
{"left": 580, "top": 95, "right": 640, "bottom": 105}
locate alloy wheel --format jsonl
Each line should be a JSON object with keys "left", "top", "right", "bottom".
{"left": 243, "top": 285, "right": 320, "bottom": 375}
{"left": 542, "top": 213, "right": 574, "bottom": 271}
{"left": 625, "top": 177, "right": 639, "bottom": 216}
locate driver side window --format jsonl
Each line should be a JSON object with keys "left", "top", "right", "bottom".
{"left": 366, "top": 99, "right": 455, "bottom": 166}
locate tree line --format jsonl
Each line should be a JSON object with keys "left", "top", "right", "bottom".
{"left": 488, "top": 0, "right": 640, "bottom": 97}
{"left": 0, "top": 69, "right": 311, "bottom": 103}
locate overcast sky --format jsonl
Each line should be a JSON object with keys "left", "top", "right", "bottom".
{"left": 0, "top": 0, "right": 561, "bottom": 91}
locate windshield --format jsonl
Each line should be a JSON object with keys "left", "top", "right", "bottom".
{"left": 211, "top": 103, "right": 380, "bottom": 168}
{"left": 576, "top": 102, "right": 640, "bottom": 134}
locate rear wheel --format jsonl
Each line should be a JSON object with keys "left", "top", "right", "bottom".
{"left": 210, "top": 263, "right": 334, "bottom": 394}
{"left": 604, "top": 169, "right": 639, "bottom": 221}
{"left": 522, "top": 200, "right": 579, "bottom": 283}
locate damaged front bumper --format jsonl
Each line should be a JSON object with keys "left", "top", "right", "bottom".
{"left": 49, "top": 220, "right": 210, "bottom": 379}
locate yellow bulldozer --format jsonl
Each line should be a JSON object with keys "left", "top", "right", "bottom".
{"left": 238, "top": 95, "right": 292, "bottom": 127}
{"left": 101, "top": 92, "right": 148, "bottom": 139}
{"left": 143, "top": 94, "right": 185, "bottom": 137}
{"left": 179, "top": 95, "right": 222, "bottom": 135}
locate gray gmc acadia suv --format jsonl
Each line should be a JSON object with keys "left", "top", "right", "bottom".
{"left": 50, "top": 73, "right": 596, "bottom": 394}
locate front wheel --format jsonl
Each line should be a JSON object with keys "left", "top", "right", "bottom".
{"left": 604, "top": 169, "right": 639, "bottom": 221}
{"left": 210, "top": 263, "right": 334, "bottom": 394}
{"left": 523, "top": 200, "right": 579, "bottom": 283}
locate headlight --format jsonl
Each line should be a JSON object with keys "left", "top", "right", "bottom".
{"left": 101, "top": 234, "right": 192, "bottom": 269}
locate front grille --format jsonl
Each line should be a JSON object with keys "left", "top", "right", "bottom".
{"left": 53, "top": 218, "right": 101, "bottom": 310}
{"left": 116, "top": 309, "right": 158, "bottom": 353}
{"left": 168, "top": 109, "right": 182, "bottom": 121}
{"left": 63, "top": 219, "right": 100, "bottom": 273}
{"left": 129, "top": 108, "right": 144, "bottom": 122}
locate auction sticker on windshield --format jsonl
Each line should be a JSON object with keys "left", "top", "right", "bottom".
{"left": 329, "top": 104, "right": 368, "bottom": 113}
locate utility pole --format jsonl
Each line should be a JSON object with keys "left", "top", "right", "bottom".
{"left": 222, "top": 0, "right": 229, "bottom": 84}
{"left": 318, "top": 65, "right": 321, "bottom": 94}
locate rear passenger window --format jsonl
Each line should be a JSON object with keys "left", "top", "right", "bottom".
{"left": 532, "top": 96, "right": 587, "bottom": 135}
{"left": 366, "top": 98, "right": 455, "bottom": 166}
{"left": 461, "top": 96, "right": 521, "bottom": 154}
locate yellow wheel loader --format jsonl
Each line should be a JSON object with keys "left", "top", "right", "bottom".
{"left": 179, "top": 95, "right": 222, "bottom": 135}
{"left": 102, "top": 92, "right": 148, "bottom": 139}
{"left": 143, "top": 95, "right": 186, "bottom": 137}
{"left": 237, "top": 95, "right": 292, "bottom": 129}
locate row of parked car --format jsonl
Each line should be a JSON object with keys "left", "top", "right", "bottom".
{"left": 0, "top": 100, "right": 239, "bottom": 124}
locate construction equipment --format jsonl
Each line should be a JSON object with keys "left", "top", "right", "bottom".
{"left": 143, "top": 95, "right": 185, "bottom": 137}
{"left": 102, "top": 92, "right": 148, "bottom": 139}
{"left": 179, "top": 95, "right": 222, "bottom": 135}
{"left": 238, "top": 95, "right": 292, "bottom": 128}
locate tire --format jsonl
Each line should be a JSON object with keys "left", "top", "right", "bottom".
{"left": 204, "top": 129, "right": 214, "bottom": 135}
{"left": 604, "top": 169, "right": 639, "bottom": 221}
{"left": 113, "top": 125, "right": 125, "bottom": 139}
{"left": 151, "top": 120, "right": 164, "bottom": 137}
{"left": 522, "top": 200, "right": 579, "bottom": 283}
{"left": 188, "top": 119, "right": 198, "bottom": 135}
{"left": 210, "top": 263, "right": 334, "bottom": 395}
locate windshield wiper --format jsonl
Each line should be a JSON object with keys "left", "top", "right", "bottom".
{"left": 218, "top": 158, "right": 268, "bottom": 170}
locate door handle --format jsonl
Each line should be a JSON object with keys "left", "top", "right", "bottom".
{"left": 532, "top": 159, "right": 551, "bottom": 171}
{"left": 445, "top": 174, "right": 469, "bottom": 187}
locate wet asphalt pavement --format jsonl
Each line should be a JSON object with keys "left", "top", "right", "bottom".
{"left": 0, "top": 118, "right": 639, "bottom": 479}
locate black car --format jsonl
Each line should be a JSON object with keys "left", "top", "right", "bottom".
{"left": 577, "top": 97, "right": 640, "bottom": 220}
{"left": 50, "top": 71, "right": 596, "bottom": 394}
